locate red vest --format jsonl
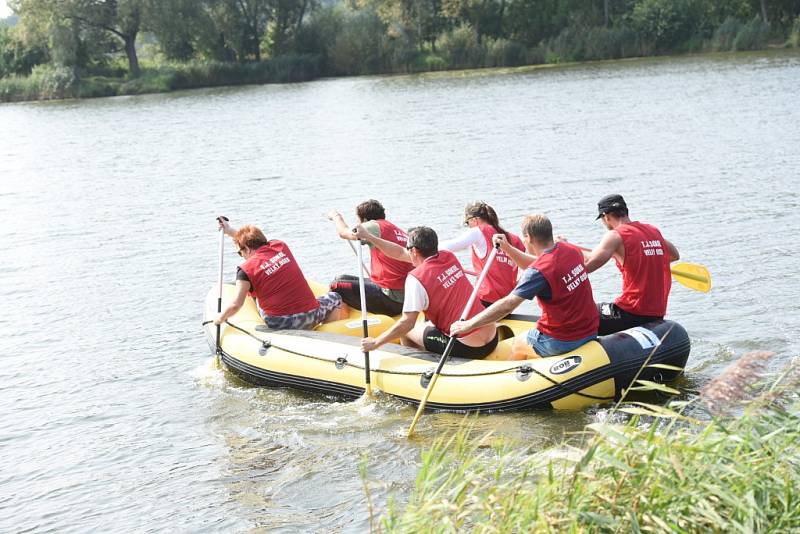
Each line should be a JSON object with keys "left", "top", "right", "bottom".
{"left": 370, "top": 219, "right": 414, "bottom": 290}
{"left": 410, "top": 250, "right": 484, "bottom": 336}
{"left": 533, "top": 242, "right": 599, "bottom": 341}
{"left": 470, "top": 224, "right": 525, "bottom": 304}
{"left": 614, "top": 222, "right": 672, "bottom": 317}
{"left": 239, "top": 241, "right": 320, "bottom": 317}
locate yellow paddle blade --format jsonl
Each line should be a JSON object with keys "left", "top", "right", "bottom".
{"left": 670, "top": 262, "right": 711, "bottom": 293}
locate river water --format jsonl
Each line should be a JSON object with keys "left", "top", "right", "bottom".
{"left": 1, "top": 50, "right": 799, "bottom": 532}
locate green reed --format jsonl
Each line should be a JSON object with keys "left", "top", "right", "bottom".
{"left": 378, "top": 355, "right": 800, "bottom": 533}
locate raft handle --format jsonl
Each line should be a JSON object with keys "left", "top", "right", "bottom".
{"left": 420, "top": 369, "right": 434, "bottom": 389}
{"left": 335, "top": 356, "right": 348, "bottom": 370}
{"left": 516, "top": 365, "right": 532, "bottom": 382}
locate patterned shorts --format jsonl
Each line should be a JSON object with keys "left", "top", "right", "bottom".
{"left": 262, "top": 292, "right": 343, "bottom": 330}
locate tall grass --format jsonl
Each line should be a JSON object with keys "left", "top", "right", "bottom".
{"left": 0, "top": 55, "right": 322, "bottom": 102}
{"left": 378, "top": 354, "right": 800, "bottom": 532}
{"left": 0, "top": 64, "right": 76, "bottom": 102}
{"left": 789, "top": 16, "right": 800, "bottom": 48}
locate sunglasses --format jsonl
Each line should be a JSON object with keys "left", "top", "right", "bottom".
{"left": 405, "top": 244, "right": 416, "bottom": 251}
{"left": 237, "top": 249, "right": 243, "bottom": 257}
{"left": 463, "top": 216, "right": 477, "bottom": 227}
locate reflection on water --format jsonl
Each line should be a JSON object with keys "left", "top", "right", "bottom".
{"left": 1, "top": 49, "right": 799, "bottom": 531}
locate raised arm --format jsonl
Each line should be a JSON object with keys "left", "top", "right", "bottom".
{"left": 355, "top": 223, "right": 412, "bottom": 263}
{"left": 493, "top": 234, "right": 537, "bottom": 268}
{"left": 217, "top": 215, "right": 237, "bottom": 238}
{"left": 326, "top": 210, "right": 359, "bottom": 241}
{"left": 583, "top": 230, "right": 623, "bottom": 273}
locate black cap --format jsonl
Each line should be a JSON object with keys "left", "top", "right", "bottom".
{"left": 596, "top": 194, "right": 627, "bottom": 220}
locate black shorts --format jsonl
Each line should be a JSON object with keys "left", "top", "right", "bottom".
{"left": 422, "top": 326, "right": 498, "bottom": 359}
{"left": 330, "top": 274, "right": 404, "bottom": 316}
{"left": 597, "top": 302, "right": 662, "bottom": 336}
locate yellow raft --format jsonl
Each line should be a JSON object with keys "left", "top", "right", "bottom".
{"left": 203, "top": 283, "right": 690, "bottom": 411}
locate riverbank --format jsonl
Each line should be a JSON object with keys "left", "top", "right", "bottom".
{"left": 2, "top": 41, "right": 798, "bottom": 104}
{"left": 379, "top": 355, "right": 800, "bottom": 532}
{"left": 0, "top": 54, "right": 323, "bottom": 103}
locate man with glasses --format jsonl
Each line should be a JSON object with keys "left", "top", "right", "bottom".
{"left": 564, "top": 194, "right": 680, "bottom": 335}
{"left": 355, "top": 226, "right": 498, "bottom": 359}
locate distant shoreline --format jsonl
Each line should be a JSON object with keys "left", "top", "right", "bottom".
{"left": 2, "top": 47, "right": 798, "bottom": 105}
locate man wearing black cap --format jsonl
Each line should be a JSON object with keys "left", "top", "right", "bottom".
{"left": 578, "top": 194, "right": 680, "bottom": 335}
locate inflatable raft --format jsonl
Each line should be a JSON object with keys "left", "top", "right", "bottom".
{"left": 203, "top": 284, "right": 690, "bottom": 411}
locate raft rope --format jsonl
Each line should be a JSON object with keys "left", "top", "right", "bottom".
{"left": 204, "top": 320, "right": 615, "bottom": 400}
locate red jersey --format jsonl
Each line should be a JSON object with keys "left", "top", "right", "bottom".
{"left": 533, "top": 242, "right": 599, "bottom": 341}
{"left": 410, "top": 250, "right": 484, "bottom": 336}
{"left": 614, "top": 222, "right": 672, "bottom": 317}
{"left": 239, "top": 241, "right": 319, "bottom": 317}
{"left": 470, "top": 224, "right": 525, "bottom": 304}
{"left": 370, "top": 219, "right": 414, "bottom": 290}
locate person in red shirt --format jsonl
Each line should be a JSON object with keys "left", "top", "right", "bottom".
{"left": 213, "top": 219, "right": 348, "bottom": 330}
{"left": 577, "top": 194, "right": 680, "bottom": 335}
{"left": 440, "top": 201, "right": 526, "bottom": 307}
{"left": 356, "top": 226, "right": 497, "bottom": 359}
{"left": 327, "top": 199, "right": 413, "bottom": 315}
{"left": 451, "top": 214, "right": 598, "bottom": 359}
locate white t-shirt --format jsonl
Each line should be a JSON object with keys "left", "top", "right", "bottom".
{"left": 402, "top": 274, "right": 429, "bottom": 313}
{"left": 440, "top": 227, "right": 487, "bottom": 258}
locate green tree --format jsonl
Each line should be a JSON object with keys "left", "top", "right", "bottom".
{"left": 11, "top": 0, "right": 144, "bottom": 76}
{"left": 0, "top": 23, "right": 48, "bottom": 77}
{"left": 266, "top": 0, "right": 318, "bottom": 56}
{"left": 143, "top": 0, "right": 209, "bottom": 60}
{"left": 627, "top": 0, "right": 711, "bottom": 51}
{"left": 204, "top": 0, "right": 272, "bottom": 61}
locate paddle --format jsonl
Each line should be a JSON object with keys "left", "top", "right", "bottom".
{"left": 356, "top": 239, "right": 373, "bottom": 397}
{"left": 347, "top": 239, "right": 371, "bottom": 278}
{"left": 406, "top": 244, "right": 500, "bottom": 437}
{"left": 669, "top": 262, "right": 711, "bottom": 293}
{"left": 215, "top": 216, "right": 229, "bottom": 355}
{"left": 573, "top": 244, "right": 711, "bottom": 292}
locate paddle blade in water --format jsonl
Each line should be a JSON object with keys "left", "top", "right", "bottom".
{"left": 670, "top": 262, "right": 711, "bottom": 293}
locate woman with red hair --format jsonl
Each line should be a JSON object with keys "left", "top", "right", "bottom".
{"left": 213, "top": 218, "right": 348, "bottom": 329}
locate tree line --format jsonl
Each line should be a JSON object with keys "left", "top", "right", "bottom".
{"left": 1, "top": 0, "right": 799, "bottom": 99}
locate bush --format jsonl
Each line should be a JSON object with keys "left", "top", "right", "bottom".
{"left": 294, "top": 5, "right": 345, "bottom": 75}
{"left": 29, "top": 64, "right": 77, "bottom": 99}
{"left": 628, "top": 0, "right": 709, "bottom": 53}
{"left": 75, "top": 76, "right": 118, "bottom": 98}
{"left": 0, "top": 75, "right": 37, "bottom": 101}
{"left": 330, "top": 10, "right": 387, "bottom": 75}
{"left": 438, "top": 24, "right": 484, "bottom": 69}
{"left": 790, "top": 16, "right": 800, "bottom": 48}
{"left": 0, "top": 24, "right": 48, "bottom": 77}
{"left": 0, "top": 64, "right": 77, "bottom": 101}
{"left": 411, "top": 53, "right": 447, "bottom": 72}
{"left": 484, "top": 38, "right": 528, "bottom": 67}
{"left": 733, "top": 16, "right": 770, "bottom": 51}
{"left": 583, "top": 25, "right": 641, "bottom": 60}
{"left": 712, "top": 16, "right": 743, "bottom": 51}
{"left": 543, "top": 26, "right": 585, "bottom": 63}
